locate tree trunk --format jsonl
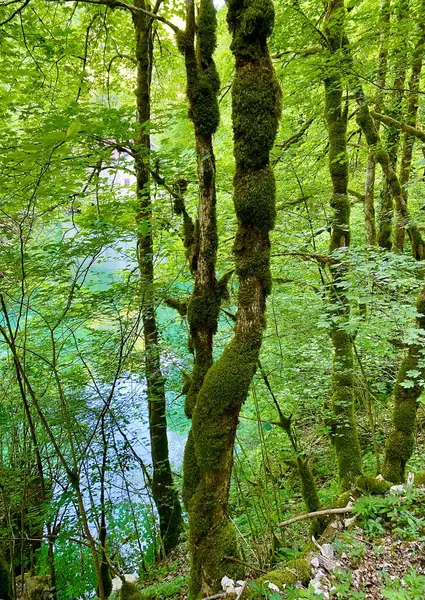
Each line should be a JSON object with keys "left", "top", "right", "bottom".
{"left": 395, "top": 5, "right": 425, "bottom": 253}
{"left": 133, "top": 0, "right": 183, "bottom": 555}
{"left": 176, "top": 0, "right": 222, "bottom": 516}
{"left": 378, "top": 0, "right": 409, "bottom": 250}
{"left": 323, "top": 0, "right": 362, "bottom": 491}
{"left": 183, "top": 0, "right": 282, "bottom": 595}
{"left": 365, "top": 0, "right": 390, "bottom": 246}
{"left": 382, "top": 286, "right": 425, "bottom": 482}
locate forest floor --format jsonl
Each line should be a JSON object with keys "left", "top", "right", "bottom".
{"left": 129, "top": 486, "right": 425, "bottom": 599}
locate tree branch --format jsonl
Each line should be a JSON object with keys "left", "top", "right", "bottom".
{"left": 370, "top": 110, "right": 425, "bottom": 143}
{"left": 278, "top": 506, "right": 354, "bottom": 528}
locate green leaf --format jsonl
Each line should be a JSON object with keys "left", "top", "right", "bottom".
{"left": 66, "top": 121, "right": 82, "bottom": 139}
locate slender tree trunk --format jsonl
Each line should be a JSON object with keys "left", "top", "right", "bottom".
{"left": 364, "top": 153, "right": 377, "bottom": 245}
{"left": 183, "top": 0, "right": 282, "bottom": 595}
{"left": 132, "top": 1, "right": 183, "bottom": 555}
{"left": 356, "top": 99, "right": 425, "bottom": 259}
{"left": 323, "top": 0, "right": 362, "bottom": 491}
{"left": 365, "top": 0, "right": 390, "bottom": 246}
{"left": 395, "top": 5, "right": 425, "bottom": 253}
{"left": 97, "top": 416, "right": 112, "bottom": 599}
{"left": 378, "top": 0, "right": 409, "bottom": 250}
{"left": 176, "top": 0, "right": 223, "bottom": 516}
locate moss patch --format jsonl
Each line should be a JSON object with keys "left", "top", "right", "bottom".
{"left": 120, "top": 581, "right": 143, "bottom": 600}
{"left": 257, "top": 558, "right": 311, "bottom": 588}
{"left": 138, "top": 576, "right": 187, "bottom": 599}
{"left": 355, "top": 475, "right": 392, "bottom": 495}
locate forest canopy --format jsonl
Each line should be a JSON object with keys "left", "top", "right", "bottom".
{"left": 1, "top": 0, "right": 425, "bottom": 598}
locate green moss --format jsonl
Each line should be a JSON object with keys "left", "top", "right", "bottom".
{"left": 23, "top": 575, "right": 53, "bottom": 600}
{"left": 227, "top": 0, "right": 275, "bottom": 60}
{"left": 192, "top": 341, "right": 257, "bottom": 470}
{"left": 120, "top": 582, "right": 143, "bottom": 600}
{"left": 197, "top": 0, "right": 217, "bottom": 62}
{"left": 138, "top": 576, "right": 187, "bottom": 599}
{"left": 187, "top": 292, "right": 220, "bottom": 337}
{"left": 386, "top": 431, "right": 415, "bottom": 462}
{"left": 334, "top": 489, "right": 357, "bottom": 508}
{"left": 356, "top": 104, "right": 379, "bottom": 148}
{"left": 297, "top": 458, "right": 320, "bottom": 513}
{"left": 383, "top": 347, "right": 424, "bottom": 483}
{"left": 182, "top": 430, "right": 200, "bottom": 509}
{"left": 233, "top": 165, "right": 276, "bottom": 230}
{"left": 187, "top": 74, "right": 220, "bottom": 137}
{"left": 256, "top": 559, "right": 311, "bottom": 589}
{"left": 355, "top": 475, "right": 391, "bottom": 495}
{"left": 234, "top": 227, "right": 272, "bottom": 296}
{"left": 189, "top": 517, "right": 242, "bottom": 599}
{"left": 415, "top": 470, "right": 425, "bottom": 485}
{"left": 0, "top": 556, "right": 11, "bottom": 600}
{"left": 232, "top": 59, "right": 281, "bottom": 170}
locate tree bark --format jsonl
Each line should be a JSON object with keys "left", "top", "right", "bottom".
{"left": 183, "top": 0, "right": 282, "bottom": 595}
{"left": 176, "top": 0, "right": 223, "bottom": 519}
{"left": 133, "top": 0, "right": 183, "bottom": 555}
{"left": 378, "top": 0, "right": 409, "bottom": 250}
{"left": 395, "top": 5, "right": 425, "bottom": 252}
{"left": 323, "top": 0, "right": 362, "bottom": 491}
{"left": 364, "top": 0, "right": 390, "bottom": 246}
{"left": 382, "top": 286, "right": 425, "bottom": 482}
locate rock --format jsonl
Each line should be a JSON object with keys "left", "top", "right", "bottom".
{"left": 111, "top": 574, "right": 139, "bottom": 593}
{"left": 23, "top": 575, "right": 54, "bottom": 600}
{"left": 321, "top": 544, "right": 334, "bottom": 561}
{"left": 310, "top": 569, "right": 331, "bottom": 598}
{"left": 221, "top": 576, "right": 236, "bottom": 594}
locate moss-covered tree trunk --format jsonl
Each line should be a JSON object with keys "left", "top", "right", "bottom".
{"left": 365, "top": 0, "right": 390, "bottom": 246}
{"left": 132, "top": 1, "right": 183, "bottom": 555}
{"left": 382, "top": 286, "right": 425, "bottom": 482}
{"left": 378, "top": 0, "right": 409, "bottom": 251}
{"left": 323, "top": 0, "right": 362, "bottom": 491}
{"left": 171, "top": 0, "right": 231, "bottom": 557}
{"left": 182, "top": 0, "right": 281, "bottom": 596}
{"left": 395, "top": 6, "right": 425, "bottom": 251}
{"left": 356, "top": 99, "right": 425, "bottom": 260}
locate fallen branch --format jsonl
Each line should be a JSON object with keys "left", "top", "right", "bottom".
{"left": 278, "top": 506, "right": 354, "bottom": 528}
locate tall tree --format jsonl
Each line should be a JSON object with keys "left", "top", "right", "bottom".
{"left": 323, "top": 0, "right": 362, "bottom": 490}
{"left": 132, "top": 0, "right": 183, "bottom": 555}
{"left": 182, "top": 0, "right": 282, "bottom": 595}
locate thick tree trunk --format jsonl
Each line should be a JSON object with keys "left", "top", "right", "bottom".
{"left": 133, "top": 1, "right": 183, "bottom": 555}
{"left": 382, "top": 286, "right": 425, "bottom": 482}
{"left": 182, "top": 0, "right": 282, "bottom": 596}
{"left": 323, "top": 0, "right": 362, "bottom": 491}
